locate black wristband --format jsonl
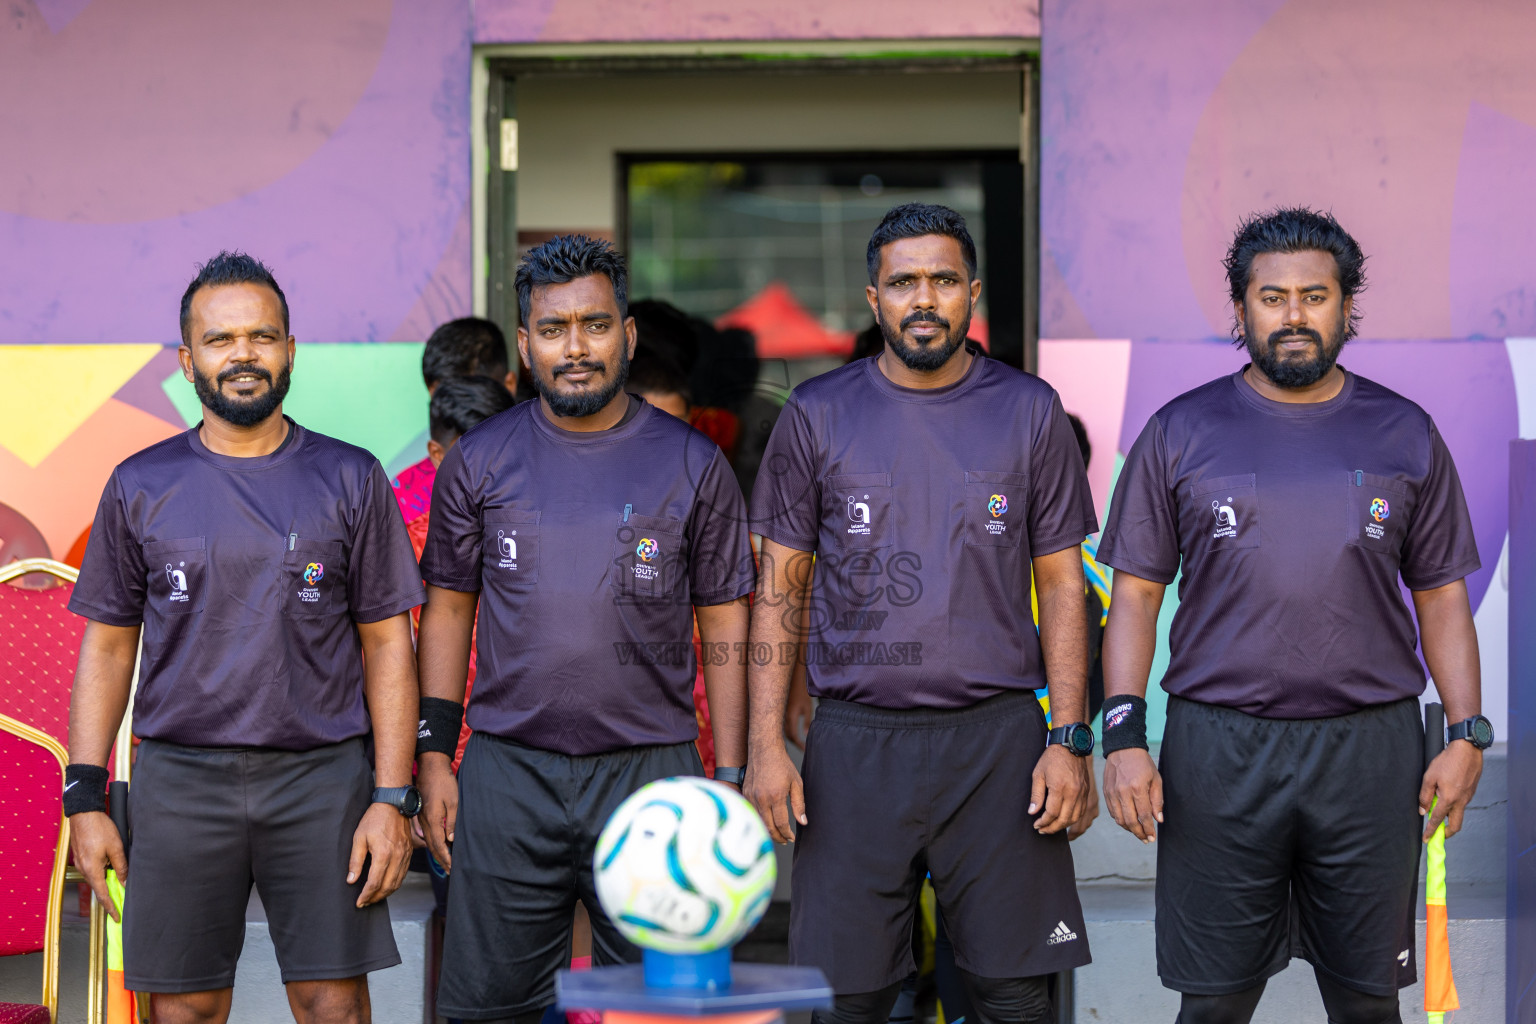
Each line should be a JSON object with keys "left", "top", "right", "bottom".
{"left": 416, "top": 697, "right": 465, "bottom": 759}
{"left": 1099, "top": 695, "right": 1149, "bottom": 756}
{"left": 63, "top": 763, "right": 110, "bottom": 816}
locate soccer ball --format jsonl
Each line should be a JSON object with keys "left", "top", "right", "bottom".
{"left": 593, "top": 776, "right": 776, "bottom": 954}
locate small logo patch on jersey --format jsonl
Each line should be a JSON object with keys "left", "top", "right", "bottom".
{"left": 1397, "top": 949, "right": 1410, "bottom": 966}
{"left": 497, "top": 529, "right": 519, "bottom": 570}
{"left": 166, "top": 561, "right": 190, "bottom": 603}
{"left": 846, "top": 494, "right": 873, "bottom": 536}
{"left": 988, "top": 494, "right": 1008, "bottom": 517}
{"left": 636, "top": 537, "right": 659, "bottom": 562}
{"left": 1211, "top": 499, "right": 1238, "bottom": 539}
{"left": 303, "top": 562, "right": 325, "bottom": 585}
{"left": 1047, "top": 921, "right": 1078, "bottom": 946}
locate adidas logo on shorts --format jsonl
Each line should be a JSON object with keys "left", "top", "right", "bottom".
{"left": 1047, "top": 921, "right": 1078, "bottom": 946}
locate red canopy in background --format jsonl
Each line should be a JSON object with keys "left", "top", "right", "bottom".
{"left": 716, "top": 282, "right": 853, "bottom": 360}
{"left": 716, "top": 281, "right": 990, "bottom": 360}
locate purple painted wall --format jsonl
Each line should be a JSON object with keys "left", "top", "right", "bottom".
{"left": 473, "top": 0, "right": 1038, "bottom": 44}
{"left": 0, "top": 0, "right": 473, "bottom": 346}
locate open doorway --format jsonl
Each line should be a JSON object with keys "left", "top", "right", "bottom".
{"left": 621, "top": 151, "right": 1023, "bottom": 391}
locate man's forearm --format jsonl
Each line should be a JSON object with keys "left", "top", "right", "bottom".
{"left": 417, "top": 585, "right": 478, "bottom": 703}
{"left": 748, "top": 541, "right": 812, "bottom": 754}
{"left": 1413, "top": 580, "right": 1481, "bottom": 723}
{"left": 1102, "top": 573, "right": 1165, "bottom": 700}
{"left": 360, "top": 614, "right": 419, "bottom": 789}
{"left": 1037, "top": 577, "right": 1089, "bottom": 724}
{"left": 67, "top": 621, "right": 141, "bottom": 767}
{"left": 697, "top": 597, "right": 750, "bottom": 769}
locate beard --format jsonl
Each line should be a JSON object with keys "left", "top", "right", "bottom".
{"left": 1244, "top": 313, "right": 1348, "bottom": 389}
{"left": 192, "top": 359, "right": 291, "bottom": 428}
{"left": 877, "top": 305, "right": 971, "bottom": 372}
{"left": 532, "top": 348, "right": 631, "bottom": 418}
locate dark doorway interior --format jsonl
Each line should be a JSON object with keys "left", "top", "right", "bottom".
{"left": 620, "top": 151, "right": 1024, "bottom": 387}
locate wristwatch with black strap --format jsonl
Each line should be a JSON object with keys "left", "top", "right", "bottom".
{"left": 1447, "top": 715, "right": 1494, "bottom": 751}
{"left": 373, "top": 785, "right": 424, "bottom": 818}
{"left": 1047, "top": 722, "right": 1095, "bottom": 757}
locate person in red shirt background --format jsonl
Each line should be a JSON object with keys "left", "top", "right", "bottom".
{"left": 394, "top": 318, "right": 518, "bottom": 525}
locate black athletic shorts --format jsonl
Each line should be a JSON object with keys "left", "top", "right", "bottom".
{"left": 790, "top": 691, "right": 1091, "bottom": 994}
{"left": 123, "top": 737, "right": 400, "bottom": 992}
{"left": 437, "top": 733, "right": 702, "bottom": 1020}
{"left": 1156, "top": 696, "right": 1422, "bottom": 997}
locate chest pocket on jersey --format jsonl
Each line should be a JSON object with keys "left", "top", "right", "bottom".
{"left": 1346, "top": 471, "right": 1411, "bottom": 558}
{"left": 963, "top": 470, "right": 1029, "bottom": 548}
{"left": 144, "top": 537, "right": 207, "bottom": 615}
{"left": 283, "top": 541, "right": 345, "bottom": 615}
{"left": 610, "top": 513, "right": 687, "bottom": 604}
{"left": 1190, "top": 474, "right": 1259, "bottom": 551}
{"left": 825, "top": 473, "right": 892, "bottom": 550}
{"left": 483, "top": 509, "right": 540, "bottom": 586}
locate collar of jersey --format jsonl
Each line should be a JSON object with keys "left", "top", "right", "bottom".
{"left": 862, "top": 343, "right": 986, "bottom": 404}
{"left": 184, "top": 416, "right": 307, "bottom": 471}
{"left": 1230, "top": 365, "right": 1357, "bottom": 418}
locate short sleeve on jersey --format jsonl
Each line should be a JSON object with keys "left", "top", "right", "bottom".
{"left": 419, "top": 443, "right": 485, "bottom": 592}
{"left": 69, "top": 471, "right": 150, "bottom": 626}
{"left": 348, "top": 463, "right": 426, "bottom": 622}
{"left": 687, "top": 450, "right": 756, "bottom": 605}
{"left": 748, "top": 399, "right": 821, "bottom": 552}
{"left": 1399, "top": 422, "right": 1481, "bottom": 590}
{"left": 1097, "top": 417, "right": 1179, "bottom": 584}
{"left": 1028, "top": 394, "right": 1101, "bottom": 556}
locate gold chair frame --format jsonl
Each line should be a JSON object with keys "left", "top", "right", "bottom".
{"left": 2, "top": 557, "right": 139, "bottom": 1023}
{"left": 0, "top": 713, "right": 71, "bottom": 1023}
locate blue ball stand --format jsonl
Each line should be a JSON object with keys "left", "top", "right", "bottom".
{"left": 643, "top": 949, "right": 733, "bottom": 990}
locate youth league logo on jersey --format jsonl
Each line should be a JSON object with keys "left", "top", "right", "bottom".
{"left": 1211, "top": 498, "right": 1238, "bottom": 539}
{"left": 985, "top": 493, "right": 1009, "bottom": 535}
{"left": 632, "top": 538, "right": 662, "bottom": 582}
{"left": 1367, "top": 497, "right": 1391, "bottom": 539}
{"left": 165, "top": 562, "right": 190, "bottom": 603}
{"left": 297, "top": 561, "right": 325, "bottom": 604}
{"left": 846, "top": 494, "right": 872, "bottom": 536}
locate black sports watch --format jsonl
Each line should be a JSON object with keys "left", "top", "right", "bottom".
{"left": 1047, "top": 722, "right": 1095, "bottom": 757}
{"left": 373, "top": 785, "right": 423, "bottom": 818}
{"left": 1447, "top": 715, "right": 1494, "bottom": 751}
{"left": 712, "top": 766, "right": 746, "bottom": 785}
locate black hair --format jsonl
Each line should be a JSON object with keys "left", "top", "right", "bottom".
{"left": 515, "top": 234, "right": 628, "bottom": 326}
{"left": 423, "top": 317, "right": 508, "bottom": 389}
{"left": 866, "top": 203, "right": 978, "bottom": 285}
{"left": 180, "top": 251, "right": 288, "bottom": 345}
{"left": 429, "top": 374, "right": 515, "bottom": 446}
{"left": 627, "top": 347, "right": 692, "bottom": 405}
{"left": 1066, "top": 412, "right": 1091, "bottom": 469}
{"left": 848, "top": 322, "right": 884, "bottom": 363}
{"left": 630, "top": 298, "right": 700, "bottom": 377}
{"left": 1223, "top": 207, "right": 1367, "bottom": 341}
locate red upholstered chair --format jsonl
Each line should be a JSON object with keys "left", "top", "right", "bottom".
{"left": 0, "top": 713, "right": 71, "bottom": 1024}
{"left": 0, "top": 559, "right": 84, "bottom": 749}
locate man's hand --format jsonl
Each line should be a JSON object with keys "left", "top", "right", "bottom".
{"left": 418, "top": 753, "right": 458, "bottom": 872}
{"left": 1067, "top": 763, "right": 1101, "bottom": 841}
{"left": 1103, "top": 747, "right": 1162, "bottom": 843}
{"left": 70, "top": 811, "right": 127, "bottom": 922}
{"left": 348, "top": 803, "right": 412, "bottom": 908}
{"left": 1419, "top": 741, "right": 1483, "bottom": 840}
{"left": 744, "top": 746, "right": 806, "bottom": 844}
{"left": 1030, "top": 744, "right": 1089, "bottom": 834}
